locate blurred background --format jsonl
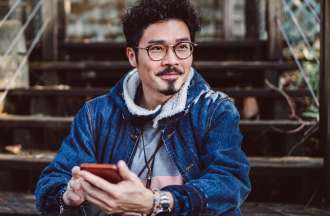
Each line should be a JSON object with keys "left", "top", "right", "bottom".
{"left": 0, "top": 0, "right": 329, "bottom": 215}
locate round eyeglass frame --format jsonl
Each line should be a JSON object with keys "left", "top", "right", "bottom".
{"left": 135, "top": 41, "right": 198, "bottom": 61}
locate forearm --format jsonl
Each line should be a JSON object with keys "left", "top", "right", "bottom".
{"left": 161, "top": 162, "right": 250, "bottom": 215}
{"left": 35, "top": 177, "right": 67, "bottom": 213}
{"left": 162, "top": 184, "right": 204, "bottom": 216}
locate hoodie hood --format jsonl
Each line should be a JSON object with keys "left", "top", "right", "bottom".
{"left": 107, "top": 67, "right": 210, "bottom": 127}
{"left": 122, "top": 68, "right": 195, "bottom": 128}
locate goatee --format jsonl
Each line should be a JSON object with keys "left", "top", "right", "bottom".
{"left": 160, "top": 80, "right": 179, "bottom": 96}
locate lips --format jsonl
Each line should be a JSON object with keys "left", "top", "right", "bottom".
{"left": 156, "top": 66, "right": 184, "bottom": 81}
{"left": 158, "top": 71, "right": 181, "bottom": 80}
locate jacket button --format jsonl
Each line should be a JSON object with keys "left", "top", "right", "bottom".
{"left": 186, "top": 163, "right": 194, "bottom": 172}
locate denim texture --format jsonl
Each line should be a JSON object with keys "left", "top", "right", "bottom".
{"left": 35, "top": 69, "right": 251, "bottom": 215}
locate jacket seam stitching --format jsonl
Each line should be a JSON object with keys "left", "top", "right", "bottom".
{"left": 206, "top": 97, "right": 231, "bottom": 131}
{"left": 85, "top": 103, "right": 96, "bottom": 142}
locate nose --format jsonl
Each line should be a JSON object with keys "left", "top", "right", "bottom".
{"left": 161, "top": 47, "right": 179, "bottom": 66}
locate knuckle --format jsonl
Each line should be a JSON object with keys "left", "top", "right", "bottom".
{"left": 111, "top": 191, "right": 120, "bottom": 199}
{"left": 85, "top": 189, "right": 92, "bottom": 196}
{"left": 106, "top": 199, "right": 118, "bottom": 210}
{"left": 110, "top": 202, "right": 118, "bottom": 209}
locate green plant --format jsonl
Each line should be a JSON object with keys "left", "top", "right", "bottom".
{"left": 301, "top": 62, "right": 319, "bottom": 120}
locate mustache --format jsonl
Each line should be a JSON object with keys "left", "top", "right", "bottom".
{"left": 156, "top": 66, "right": 184, "bottom": 76}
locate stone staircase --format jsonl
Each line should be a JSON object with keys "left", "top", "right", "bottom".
{"left": 1, "top": 38, "right": 323, "bottom": 201}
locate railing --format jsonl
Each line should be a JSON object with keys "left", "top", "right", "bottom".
{"left": 0, "top": 0, "right": 51, "bottom": 108}
{"left": 278, "top": 0, "right": 320, "bottom": 107}
{"left": 276, "top": 0, "right": 322, "bottom": 205}
{"left": 263, "top": 0, "right": 321, "bottom": 154}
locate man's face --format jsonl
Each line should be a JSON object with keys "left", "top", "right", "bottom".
{"left": 127, "top": 19, "right": 193, "bottom": 96}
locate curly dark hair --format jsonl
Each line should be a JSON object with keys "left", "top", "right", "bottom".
{"left": 122, "top": 0, "right": 201, "bottom": 48}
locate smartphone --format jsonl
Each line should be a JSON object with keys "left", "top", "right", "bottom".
{"left": 80, "top": 163, "right": 123, "bottom": 183}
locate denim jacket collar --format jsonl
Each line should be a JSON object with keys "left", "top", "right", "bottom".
{"left": 107, "top": 67, "right": 210, "bottom": 126}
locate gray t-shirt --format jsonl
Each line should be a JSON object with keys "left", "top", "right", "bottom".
{"left": 130, "top": 121, "right": 182, "bottom": 189}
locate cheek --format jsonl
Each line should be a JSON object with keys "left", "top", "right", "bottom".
{"left": 183, "top": 59, "right": 192, "bottom": 72}
{"left": 141, "top": 56, "right": 161, "bottom": 70}
{"left": 137, "top": 59, "right": 160, "bottom": 81}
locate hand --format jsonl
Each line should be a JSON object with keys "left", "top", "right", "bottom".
{"left": 62, "top": 166, "right": 86, "bottom": 206}
{"left": 78, "top": 160, "right": 154, "bottom": 215}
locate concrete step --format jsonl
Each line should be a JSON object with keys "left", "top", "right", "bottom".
{"left": 0, "top": 154, "right": 323, "bottom": 205}
{"left": 0, "top": 192, "right": 36, "bottom": 216}
{"left": 0, "top": 114, "right": 317, "bottom": 130}
{"left": 3, "top": 87, "right": 311, "bottom": 98}
{"left": 30, "top": 60, "right": 297, "bottom": 72}
{"left": 1, "top": 193, "right": 330, "bottom": 215}
{"left": 28, "top": 60, "right": 297, "bottom": 87}
{"left": 0, "top": 152, "right": 323, "bottom": 176}
{"left": 61, "top": 39, "right": 267, "bottom": 50}
{"left": 49, "top": 39, "right": 269, "bottom": 61}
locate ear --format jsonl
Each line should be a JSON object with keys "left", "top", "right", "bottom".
{"left": 127, "top": 47, "right": 137, "bottom": 67}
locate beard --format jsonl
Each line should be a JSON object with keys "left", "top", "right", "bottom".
{"left": 156, "top": 66, "right": 184, "bottom": 96}
{"left": 159, "top": 80, "right": 180, "bottom": 96}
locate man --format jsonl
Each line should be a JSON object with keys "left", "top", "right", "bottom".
{"left": 35, "top": 0, "right": 251, "bottom": 215}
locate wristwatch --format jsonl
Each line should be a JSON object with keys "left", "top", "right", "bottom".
{"left": 152, "top": 191, "right": 171, "bottom": 216}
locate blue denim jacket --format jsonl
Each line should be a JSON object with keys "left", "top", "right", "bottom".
{"left": 35, "top": 70, "right": 251, "bottom": 215}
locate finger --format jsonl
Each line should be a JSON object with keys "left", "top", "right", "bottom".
{"left": 63, "top": 190, "right": 84, "bottom": 206}
{"left": 85, "top": 194, "right": 114, "bottom": 214}
{"left": 79, "top": 170, "right": 118, "bottom": 194}
{"left": 67, "top": 191, "right": 82, "bottom": 202}
{"left": 72, "top": 166, "right": 81, "bottom": 179}
{"left": 81, "top": 181, "right": 116, "bottom": 212}
{"left": 80, "top": 179, "right": 116, "bottom": 203}
{"left": 70, "top": 179, "right": 82, "bottom": 191}
{"left": 117, "top": 160, "right": 139, "bottom": 182}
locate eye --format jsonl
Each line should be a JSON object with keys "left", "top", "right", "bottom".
{"left": 149, "top": 44, "right": 165, "bottom": 53}
{"left": 176, "top": 43, "right": 190, "bottom": 51}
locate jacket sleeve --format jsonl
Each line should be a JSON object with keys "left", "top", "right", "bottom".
{"left": 162, "top": 98, "right": 251, "bottom": 216}
{"left": 35, "top": 103, "right": 97, "bottom": 214}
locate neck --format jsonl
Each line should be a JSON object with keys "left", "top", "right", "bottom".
{"left": 138, "top": 85, "right": 172, "bottom": 110}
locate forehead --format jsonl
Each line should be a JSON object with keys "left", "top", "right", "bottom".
{"left": 139, "top": 19, "right": 191, "bottom": 45}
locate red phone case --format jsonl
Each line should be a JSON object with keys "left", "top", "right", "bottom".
{"left": 80, "top": 163, "right": 123, "bottom": 183}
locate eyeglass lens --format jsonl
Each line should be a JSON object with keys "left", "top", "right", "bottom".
{"left": 148, "top": 42, "right": 194, "bottom": 61}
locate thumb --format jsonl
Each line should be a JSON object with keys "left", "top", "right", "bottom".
{"left": 72, "top": 166, "right": 81, "bottom": 179}
{"left": 117, "top": 160, "right": 139, "bottom": 182}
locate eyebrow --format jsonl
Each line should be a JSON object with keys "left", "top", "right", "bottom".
{"left": 147, "top": 37, "right": 191, "bottom": 44}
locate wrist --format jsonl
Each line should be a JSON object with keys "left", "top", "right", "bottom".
{"left": 143, "top": 189, "right": 155, "bottom": 214}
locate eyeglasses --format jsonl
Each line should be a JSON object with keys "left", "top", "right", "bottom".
{"left": 135, "top": 41, "right": 197, "bottom": 61}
